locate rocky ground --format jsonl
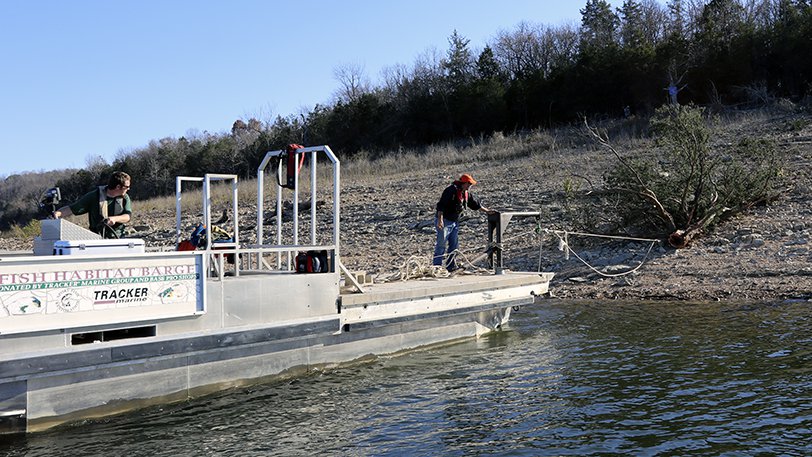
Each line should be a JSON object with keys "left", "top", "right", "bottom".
{"left": 3, "top": 109, "right": 811, "bottom": 302}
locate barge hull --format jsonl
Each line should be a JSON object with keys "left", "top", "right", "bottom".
{"left": 1, "top": 271, "right": 551, "bottom": 433}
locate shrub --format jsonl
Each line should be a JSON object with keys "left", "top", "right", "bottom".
{"left": 601, "top": 104, "right": 785, "bottom": 244}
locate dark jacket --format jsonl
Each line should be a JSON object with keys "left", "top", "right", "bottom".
{"left": 68, "top": 187, "right": 132, "bottom": 238}
{"left": 436, "top": 182, "right": 482, "bottom": 222}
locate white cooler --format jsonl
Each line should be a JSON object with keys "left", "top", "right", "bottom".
{"left": 53, "top": 238, "right": 145, "bottom": 256}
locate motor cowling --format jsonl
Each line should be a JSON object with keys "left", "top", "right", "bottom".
{"left": 296, "top": 250, "right": 329, "bottom": 273}
{"left": 284, "top": 144, "right": 305, "bottom": 189}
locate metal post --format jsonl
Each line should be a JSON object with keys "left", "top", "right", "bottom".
{"left": 487, "top": 213, "right": 503, "bottom": 274}
{"left": 488, "top": 211, "right": 541, "bottom": 274}
{"left": 203, "top": 176, "right": 211, "bottom": 251}
{"left": 311, "top": 150, "right": 317, "bottom": 245}
{"left": 232, "top": 177, "right": 239, "bottom": 246}
{"left": 276, "top": 158, "right": 283, "bottom": 269}
{"left": 257, "top": 165, "right": 264, "bottom": 246}
{"left": 293, "top": 150, "right": 299, "bottom": 248}
{"left": 175, "top": 177, "right": 182, "bottom": 246}
{"left": 327, "top": 147, "right": 340, "bottom": 261}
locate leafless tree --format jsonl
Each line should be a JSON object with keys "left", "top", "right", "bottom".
{"left": 491, "top": 21, "right": 581, "bottom": 80}
{"left": 333, "top": 62, "right": 371, "bottom": 104}
{"left": 231, "top": 117, "right": 262, "bottom": 149}
{"left": 492, "top": 22, "right": 547, "bottom": 79}
{"left": 742, "top": 0, "right": 783, "bottom": 30}
{"left": 548, "top": 23, "right": 580, "bottom": 70}
{"left": 640, "top": 0, "right": 670, "bottom": 44}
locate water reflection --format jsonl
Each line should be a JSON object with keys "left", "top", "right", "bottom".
{"left": 1, "top": 300, "right": 810, "bottom": 456}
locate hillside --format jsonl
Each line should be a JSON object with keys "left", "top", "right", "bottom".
{"left": 2, "top": 108, "right": 811, "bottom": 301}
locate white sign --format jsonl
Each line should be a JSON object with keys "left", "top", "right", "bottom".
{"left": 0, "top": 253, "right": 205, "bottom": 335}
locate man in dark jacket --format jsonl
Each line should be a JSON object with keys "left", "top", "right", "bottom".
{"left": 433, "top": 173, "right": 491, "bottom": 271}
{"left": 53, "top": 171, "right": 133, "bottom": 238}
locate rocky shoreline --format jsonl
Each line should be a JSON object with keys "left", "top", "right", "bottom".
{"left": 3, "top": 111, "right": 810, "bottom": 302}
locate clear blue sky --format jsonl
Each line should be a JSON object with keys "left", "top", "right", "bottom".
{"left": 0, "top": 0, "right": 623, "bottom": 176}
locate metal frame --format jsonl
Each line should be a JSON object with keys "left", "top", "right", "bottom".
{"left": 169, "top": 147, "right": 341, "bottom": 280}
{"left": 175, "top": 174, "right": 241, "bottom": 279}
{"left": 256, "top": 145, "right": 341, "bottom": 269}
{"left": 175, "top": 174, "right": 239, "bottom": 251}
{"left": 487, "top": 211, "right": 542, "bottom": 274}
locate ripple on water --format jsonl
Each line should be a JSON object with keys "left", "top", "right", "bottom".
{"left": 2, "top": 300, "right": 811, "bottom": 456}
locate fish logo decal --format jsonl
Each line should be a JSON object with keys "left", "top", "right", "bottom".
{"left": 1, "top": 294, "right": 45, "bottom": 316}
{"left": 158, "top": 286, "right": 175, "bottom": 298}
{"left": 19, "top": 296, "right": 42, "bottom": 314}
{"left": 158, "top": 284, "right": 187, "bottom": 303}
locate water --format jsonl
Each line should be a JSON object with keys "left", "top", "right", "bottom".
{"left": 2, "top": 300, "right": 811, "bottom": 456}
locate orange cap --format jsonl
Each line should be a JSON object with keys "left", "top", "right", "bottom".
{"left": 459, "top": 173, "right": 477, "bottom": 185}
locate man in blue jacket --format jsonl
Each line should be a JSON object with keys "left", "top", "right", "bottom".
{"left": 433, "top": 173, "right": 491, "bottom": 272}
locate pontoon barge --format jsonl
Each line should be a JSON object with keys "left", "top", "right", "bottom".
{"left": 0, "top": 145, "right": 552, "bottom": 434}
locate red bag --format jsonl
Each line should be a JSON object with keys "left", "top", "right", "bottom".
{"left": 177, "top": 240, "right": 196, "bottom": 251}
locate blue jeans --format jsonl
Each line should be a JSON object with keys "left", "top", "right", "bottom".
{"left": 433, "top": 220, "right": 459, "bottom": 271}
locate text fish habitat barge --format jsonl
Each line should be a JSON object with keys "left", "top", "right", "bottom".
{"left": 0, "top": 145, "right": 553, "bottom": 434}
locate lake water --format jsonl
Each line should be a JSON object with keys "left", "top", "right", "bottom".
{"left": 2, "top": 300, "right": 811, "bottom": 456}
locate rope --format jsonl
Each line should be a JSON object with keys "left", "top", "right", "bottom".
{"left": 381, "top": 247, "right": 495, "bottom": 282}
{"left": 379, "top": 255, "right": 450, "bottom": 282}
{"left": 546, "top": 229, "right": 660, "bottom": 243}
{"left": 546, "top": 229, "right": 660, "bottom": 278}
{"left": 385, "top": 216, "right": 662, "bottom": 281}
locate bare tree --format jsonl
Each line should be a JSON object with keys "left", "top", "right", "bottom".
{"left": 380, "top": 48, "right": 446, "bottom": 113}
{"left": 492, "top": 22, "right": 548, "bottom": 79}
{"left": 640, "top": 0, "right": 670, "bottom": 44}
{"left": 333, "top": 62, "right": 371, "bottom": 104}
{"left": 549, "top": 23, "right": 580, "bottom": 69}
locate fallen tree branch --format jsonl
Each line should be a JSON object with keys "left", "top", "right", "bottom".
{"left": 585, "top": 117, "right": 678, "bottom": 233}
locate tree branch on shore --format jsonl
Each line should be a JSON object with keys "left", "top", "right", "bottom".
{"left": 587, "top": 105, "right": 786, "bottom": 248}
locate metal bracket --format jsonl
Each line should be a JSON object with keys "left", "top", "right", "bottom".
{"left": 338, "top": 260, "right": 365, "bottom": 293}
{"left": 487, "top": 211, "right": 542, "bottom": 274}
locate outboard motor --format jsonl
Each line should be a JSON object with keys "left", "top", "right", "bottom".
{"left": 39, "top": 187, "right": 61, "bottom": 218}
{"left": 283, "top": 144, "right": 305, "bottom": 189}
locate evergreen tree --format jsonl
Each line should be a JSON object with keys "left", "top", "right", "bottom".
{"left": 580, "top": 0, "right": 620, "bottom": 51}
{"left": 695, "top": 0, "right": 747, "bottom": 52}
{"left": 620, "top": 0, "right": 646, "bottom": 50}
{"left": 476, "top": 45, "right": 501, "bottom": 80}
{"left": 442, "top": 30, "right": 474, "bottom": 89}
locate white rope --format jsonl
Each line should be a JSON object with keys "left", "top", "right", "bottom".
{"left": 546, "top": 229, "right": 660, "bottom": 243}
{"left": 387, "top": 218, "right": 662, "bottom": 280}
{"left": 379, "top": 255, "right": 450, "bottom": 282}
{"left": 547, "top": 229, "right": 660, "bottom": 278}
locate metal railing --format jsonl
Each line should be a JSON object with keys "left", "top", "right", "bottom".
{"left": 256, "top": 145, "right": 340, "bottom": 271}
{"left": 174, "top": 146, "right": 341, "bottom": 281}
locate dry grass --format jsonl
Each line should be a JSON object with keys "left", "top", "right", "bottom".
{"left": 111, "top": 129, "right": 573, "bottom": 216}
{"left": 344, "top": 129, "right": 564, "bottom": 179}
